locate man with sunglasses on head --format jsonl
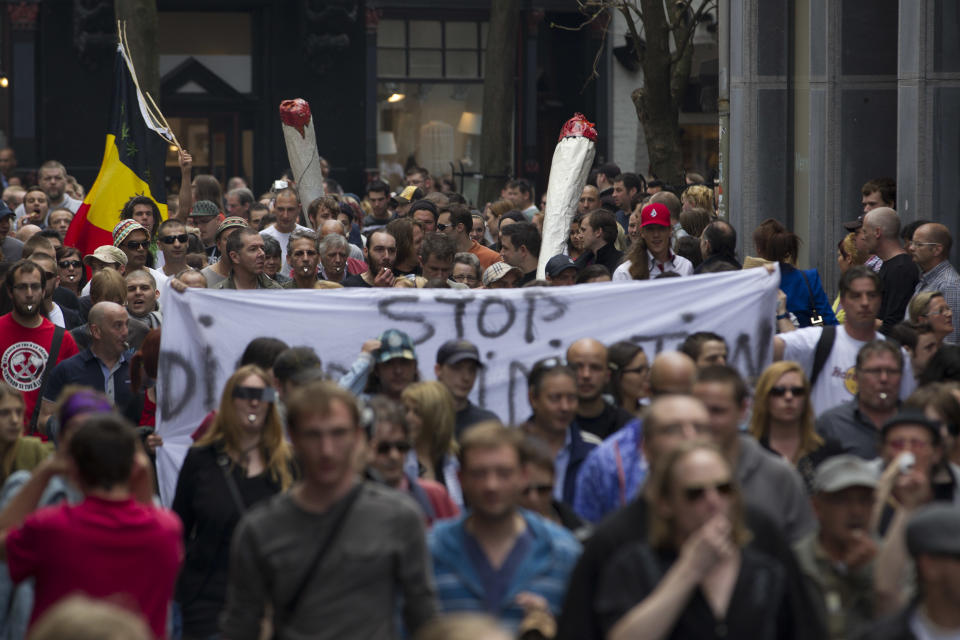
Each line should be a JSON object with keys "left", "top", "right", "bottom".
{"left": 112, "top": 220, "right": 167, "bottom": 290}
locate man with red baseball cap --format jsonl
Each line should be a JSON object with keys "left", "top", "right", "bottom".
{"left": 613, "top": 202, "right": 694, "bottom": 280}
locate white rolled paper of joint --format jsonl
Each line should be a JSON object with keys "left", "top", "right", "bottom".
{"left": 536, "top": 113, "right": 598, "bottom": 280}
{"left": 279, "top": 98, "right": 326, "bottom": 216}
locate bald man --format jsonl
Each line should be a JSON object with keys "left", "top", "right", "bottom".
{"left": 38, "top": 301, "right": 139, "bottom": 430}
{"left": 858, "top": 207, "right": 919, "bottom": 334}
{"left": 319, "top": 218, "right": 364, "bottom": 261}
{"left": 571, "top": 351, "right": 698, "bottom": 524}
{"left": 909, "top": 222, "right": 960, "bottom": 344}
{"left": 566, "top": 338, "right": 635, "bottom": 439}
{"left": 578, "top": 185, "right": 600, "bottom": 215}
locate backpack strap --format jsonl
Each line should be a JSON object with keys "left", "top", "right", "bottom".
{"left": 809, "top": 325, "right": 837, "bottom": 388}
{"left": 29, "top": 325, "right": 65, "bottom": 436}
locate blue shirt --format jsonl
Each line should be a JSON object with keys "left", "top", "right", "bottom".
{"left": 573, "top": 419, "right": 648, "bottom": 523}
{"left": 43, "top": 348, "right": 136, "bottom": 418}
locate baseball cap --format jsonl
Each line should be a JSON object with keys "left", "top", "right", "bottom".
{"left": 113, "top": 219, "right": 148, "bottom": 247}
{"left": 641, "top": 202, "right": 671, "bottom": 228}
{"left": 881, "top": 409, "right": 942, "bottom": 445}
{"left": 907, "top": 504, "right": 960, "bottom": 557}
{"left": 482, "top": 261, "right": 522, "bottom": 287}
{"left": 390, "top": 186, "right": 424, "bottom": 208}
{"left": 83, "top": 245, "right": 128, "bottom": 267}
{"left": 376, "top": 329, "right": 417, "bottom": 363}
{"left": 843, "top": 214, "right": 864, "bottom": 232}
{"left": 217, "top": 216, "right": 248, "bottom": 238}
{"left": 190, "top": 200, "right": 220, "bottom": 218}
{"left": 545, "top": 255, "right": 577, "bottom": 278}
{"left": 0, "top": 202, "right": 14, "bottom": 221}
{"left": 812, "top": 455, "right": 878, "bottom": 493}
{"left": 436, "top": 339, "right": 483, "bottom": 367}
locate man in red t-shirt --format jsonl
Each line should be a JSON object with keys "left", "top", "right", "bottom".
{"left": 0, "top": 260, "right": 79, "bottom": 432}
{"left": 0, "top": 413, "right": 183, "bottom": 637}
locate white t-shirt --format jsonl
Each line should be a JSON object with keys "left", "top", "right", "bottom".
{"left": 780, "top": 326, "right": 915, "bottom": 416}
{"left": 612, "top": 251, "right": 694, "bottom": 280}
{"left": 260, "top": 223, "right": 310, "bottom": 270}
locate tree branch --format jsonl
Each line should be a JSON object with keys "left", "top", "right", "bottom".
{"left": 668, "top": 0, "right": 716, "bottom": 65}
{"left": 619, "top": 3, "right": 646, "bottom": 67}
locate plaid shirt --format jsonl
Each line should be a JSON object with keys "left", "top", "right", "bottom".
{"left": 914, "top": 259, "right": 960, "bottom": 344}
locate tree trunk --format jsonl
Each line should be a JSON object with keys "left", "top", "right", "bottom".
{"left": 115, "top": 0, "right": 160, "bottom": 100}
{"left": 478, "top": 0, "right": 519, "bottom": 207}
{"left": 632, "top": 0, "right": 690, "bottom": 186}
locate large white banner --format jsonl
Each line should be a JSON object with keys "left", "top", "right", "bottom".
{"left": 155, "top": 267, "right": 780, "bottom": 504}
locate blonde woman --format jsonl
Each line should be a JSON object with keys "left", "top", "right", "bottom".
{"left": 402, "top": 380, "right": 462, "bottom": 506}
{"left": 749, "top": 361, "right": 842, "bottom": 489}
{"left": 909, "top": 291, "right": 954, "bottom": 347}
{"left": 172, "top": 365, "right": 294, "bottom": 639}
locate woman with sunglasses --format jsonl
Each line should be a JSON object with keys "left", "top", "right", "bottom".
{"left": 171, "top": 365, "right": 294, "bottom": 640}
{"left": 402, "top": 381, "right": 462, "bottom": 507}
{"left": 749, "top": 361, "right": 841, "bottom": 490}
{"left": 55, "top": 245, "right": 86, "bottom": 297}
{"left": 366, "top": 395, "right": 458, "bottom": 526}
{"left": 909, "top": 291, "right": 955, "bottom": 347}
{"left": 597, "top": 441, "right": 790, "bottom": 640}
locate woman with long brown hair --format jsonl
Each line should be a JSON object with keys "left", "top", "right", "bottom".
{"left": 55, "top": 246, "right": 86, "bottom": 297}
{"left": 172, "top": 365, "right": 294, "bottom": 639}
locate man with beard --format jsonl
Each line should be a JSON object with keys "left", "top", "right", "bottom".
{"left": 343, "top": 230, "right": 397, "bottom": 288}
{"left": 28, "top": 253, "right": 80, "bottom": 330}
{"left": 566, "top": 339, "right": 635, "bottom": 440}
{"left": 317, "top": 233, "right": 351, "bottom": 284}
{"left": 0, "top": 260, "right": 79, "bottom": 431}
{"left": 428, "top": 422, "right": 580, "bottom": 631}
{"left": 214, "top": 228, "right": 281, "bottom": 290}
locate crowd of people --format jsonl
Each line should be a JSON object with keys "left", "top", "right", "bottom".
{"left": 0, "top": 148, "right": 959, "bottom": 640}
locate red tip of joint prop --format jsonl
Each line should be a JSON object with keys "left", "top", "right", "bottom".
{"left": 279, "top": 99, "right": 312, "bottom": 138}
{"left": 558, "top": 113, "right": 598, "bottom": 142}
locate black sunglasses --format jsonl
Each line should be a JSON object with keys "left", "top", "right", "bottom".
{"left": 436, "top": 223, "right": 448, "bottom": 231}
{"left": 59, "top": 260, "right": 82, "bottom": 269}
{"left": 160, "top": 234, "right": 189, "bottom": 245}
{"left": 376, "top": 441, "right": 412, "bottom": 455}
{"left": 769, "top": 385, "right": 806, "bottom": 397}
{"left": 683, "top": 481, "right": 734, "bottom": 502}
{"left": 232, "top": 386, "right": 276, "bottom": 402}
{"left": 125, "top": 240, "right": 150, "bottom": 250}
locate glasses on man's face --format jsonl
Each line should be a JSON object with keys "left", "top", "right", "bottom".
{"left": 769, "top": 385, "right": 806, "bottom": 398}
{"left": 59, "top": 260, "right": 81, "bottom": 269}
{"left": 159, "top": 234, "right": 189, "bottom": 245}
{"left": 436, "top": 223, "right": 449, "bottom": 231}
{"left": 682, "top": 480, "right": 734, "bottom": 503}
{"left": 376, "top": 441, "right": 412, "bottom": 456}
{"left": 913, "top": 242, "right": 941, "bottom": 248}
{"left": 886, "top": 437, "right": 932, "bottom": 453}
{"left": 126, "top": 240, "right": 150, "bottom": 250}
{"left": 12, "top": 283, "right": 42, "bottom": 292}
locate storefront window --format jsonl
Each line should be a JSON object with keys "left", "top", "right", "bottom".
{"left": 377, "top": 18, "right": 488, "bottom": 199}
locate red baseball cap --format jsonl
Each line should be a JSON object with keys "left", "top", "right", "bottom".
{"left": 641, "top": 202, "right": 671, "bottom": 228}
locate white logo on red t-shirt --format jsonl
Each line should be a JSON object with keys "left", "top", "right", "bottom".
{"left": 1, "top": 341, "right": 48, "bottom": 392}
